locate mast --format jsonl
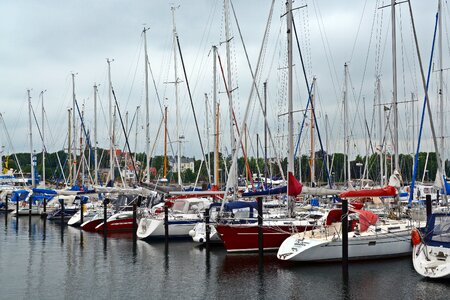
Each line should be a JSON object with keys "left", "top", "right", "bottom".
{"left": 287, "top": 0, "right": 294, "bottom": 217}
{"left": 164, "top": 106, "right": 168, "bottom": 180}
{"left": 325, "top": 113, "right": 330, "bottom": 180}
{"left": 213, "top": 45, "right": 219, "bottom": 187}
{"left": 135, "top": 105, "right": 140, "bottom": 180}
{"left": 310, "top": 78, "right": 316, "bottom": 186}
{"left": 438, "top": 0, "right": 445, "bottom": 174}
{"left": 94, "top": 84, "right": 98, "bottom": 185}
{"left": 68, "top": 108, "right": 72, "bottom": 186}
{"left": 344, "top": 63, "right": 351, "bottom": 185}
{"left": 205, "top": 93, "right": 211, "bottom": 183}
{"left": 224, "top": 0, "right": 237, "bottom": 192}
{"left": 71, "top": 73, "right": 77, "bottom": 185}
{"left": 377, "top": 77, "right": 384, "bottom": 185}
{"left": 143, "top": 27, "right": 151, "bottom": 183}
{"left": 41, "top": 90, "right": 46, "bottom": 187}
{"left": 264, "top": 81, "right": 268, "bottom": 188}
{"left": 107, "top": 58, "right": 114, "bottom": 185}
{"left": 391, "top": 0, "right": 399, "bottom": 171}
{"left": 171, "top": 6, "right": 182, "bottom": 186}
{"left": 28, "top": 90, "right": 35, "bottom": 188}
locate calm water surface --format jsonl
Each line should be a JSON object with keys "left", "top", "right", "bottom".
{"left": 1, "top": 214, "right": 449, "bottom": 300}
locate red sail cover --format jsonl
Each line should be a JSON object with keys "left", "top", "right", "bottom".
{"left": 339, "top": 185, "right": 397, "bottom": 199}
{"left": 288, "top": 172, "right": 303, "bottom": 196}
{"left": 357, "top": 210, "right": 378, "bottom": 232}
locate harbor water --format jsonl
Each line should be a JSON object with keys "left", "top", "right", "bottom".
{"left": 0, "top": 214, "right": 448, "bottom": 300}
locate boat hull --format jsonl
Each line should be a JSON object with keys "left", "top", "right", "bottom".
{"left": 215, "top": 222, "right": 314, "bottom": 252}
{"left": 277, "top": 230, "right": 412, "bottom": 262}
{"left": 95, "top": 218, "right": 136, "bottom": 233}
{"left": 137, "top": 218, "right": 199, "bottom": 240}
{"left": 413, "top": 243, "right": 450, "bottom": 278}
{"left": 81, "top": 219, "right": 104, "bottom": 232}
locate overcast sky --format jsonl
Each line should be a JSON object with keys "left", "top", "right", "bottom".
{"left": 0, "top": 0, "right": 446, "bottom": 163}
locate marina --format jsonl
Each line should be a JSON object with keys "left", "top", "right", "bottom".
{"left": 1, "top": 0, "right": 450, "bottom": 297}
{"left": 1, "top": 213, "right": 448, "bottom": 300}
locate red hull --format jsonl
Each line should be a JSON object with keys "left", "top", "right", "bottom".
{"left": 215, "top": 223, "right": 314, "bottom": 252}
{"left": 95, "top": 218, "right": 136, "bottom": 232}
{"left": 81, "top": 219, "right": 104, "bottom": 232}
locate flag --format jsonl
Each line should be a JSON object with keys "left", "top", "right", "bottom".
{"left": 288, "top": 171, "right": 302, "bottom": 196}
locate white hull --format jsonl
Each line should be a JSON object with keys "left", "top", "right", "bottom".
{"left": 278, "top": 221, "right": 412, "bottom": 262}
{"left": 413, "top": 243, "right": 450, "bottom": 278}
{"left": 137, "top": 215, "right": 200, "bottom": 240}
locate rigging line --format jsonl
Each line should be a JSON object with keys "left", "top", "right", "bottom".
{"left": 147, "top": 57, "right": 176, "bottom": 157}
{"left": 0, "top": 113, "right": 25, "bottom": 179}
{"left": 229, "top": 0, "right": 285, "bottom": 182}
{"left": 408, "top": 7, "right": 444, "bottom": 206}
{"left": 111, "top": 88, "right": 140, "bottom": 184}
{"left": 349, "top": 0, "right": 370, "bottom": 63}
{"left": 292, "top": 16, "right": 332, "bottom": 188}
{"left": 73, "top": 99, "right": 103, "bottom": 186}
{"left": 175, "top": 35, "right": 211, "bottom": 182}
{"left": 124, "top": 33, "right": 144, "bottom": 111}
{"left": 311, "top": 0, "right": 340, "bottom": 100}
{"left": 216, "top": 52, "right": 255, "bottom": 190}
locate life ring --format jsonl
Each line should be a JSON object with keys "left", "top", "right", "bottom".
{"left": 411, "top": 228, "right": 422, "bottom": 246}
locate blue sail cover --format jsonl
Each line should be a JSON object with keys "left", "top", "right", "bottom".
{"left": 424, "top": 213, "right": 450, "bottom": 248}
{"left": 32, "top": 188, "right": 57, "bottom": 195}
{"left": 11, "top": 190, "right": 29, "bottom": 202}
{"left": 242, "top": 186, "right": 287, "bottom": 197}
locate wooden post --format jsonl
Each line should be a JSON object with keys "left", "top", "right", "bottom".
{"left": 16, "top": 199, "right": 19, "bottom": 228}
{"left": 164, "top": 204, "right": 169, "bottom": 247}
{"left": 80, "top": 201, "right": 84, "bottom": 226}
{"left": 60, "top": 198, "right": 65, "bottom": 224}
{"left": 133, "top": 203, "right": 137, "bottom": 244}
{"left": 257, "top": 197, "right": 263, "bottom": 256}
{"left": 103, "top": 199, "right": 108, "bottom": 236}
{"left": 342, "top": 199, "right": 349, "bottom": 275}
{"left": 205, "top": 207, "right": 210, "bottom": 250}
{"left": 426, "top": 194, "right": 432, "bottom": 219}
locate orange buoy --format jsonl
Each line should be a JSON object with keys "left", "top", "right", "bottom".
{"left": 411, "top": 228, "right": 422, "bottom": 246}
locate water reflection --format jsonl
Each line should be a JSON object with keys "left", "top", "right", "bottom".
{"left": 0, "top": 217, "right": 442, "bottom": 300}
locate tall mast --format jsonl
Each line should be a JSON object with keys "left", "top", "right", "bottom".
{"left": 71, "top": 73, "right": 77, "bottom": 185}
{"left": 205, "top": 93, "right": 211, "bottom": 183}
{"left": 325, "top": 113, "right": 330, "bottom": 180}
{"left": 377, "top": 77, "right": 384, "bottom": 185}
{"left": 164, "top": 106, "right": 168, "bottom": 180}
{"left": 344, "top": 63, "right": 351, "bottom": 185}
{"left": 171, "top": 6, "right": 182, "bottom": 186}
{"left": 68, "top": 108, "right": 72, "bottom": 185}
{"left": 287, "top": 0, "right": 294, "bottom": 217}
{"left": 439, "top": 0, "right": 445, "bottom": 174}
{"left": 94, "top": 84, "right": 98, "bottom": 185}
{"left": 41, "top": 90, "right": 46, "bottom": 187}
{"left": 135, "top": 105, "right": 140, "bottom": 180}
{"left": 28, "top": 90, "right": 35, "bottom": 188}
{"left": 264, "top": 81, "right": 268, "bottom": 187}
{"left": 310, "top": 78, "right": 316, "bottom": 186}
{"left": 224, "top": 0, "right": 237, "bottom": 191}
{"left": 107, "top": 58, "right": 114, "bottom": 185}
{"left": 80, "top": 102, "right": 85, "bottom": 186}
{"left": 143, "top": 27, "right": 151, "bottom": 183}
{"left": 213, "top": 45, "right": 219, "bottom": 187}
{"left": 391, "top": 0, "right": 399, "bottom": 171}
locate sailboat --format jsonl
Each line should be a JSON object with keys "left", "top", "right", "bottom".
{"left": 412, "top": 212, "right": 450, "bottom": 278}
